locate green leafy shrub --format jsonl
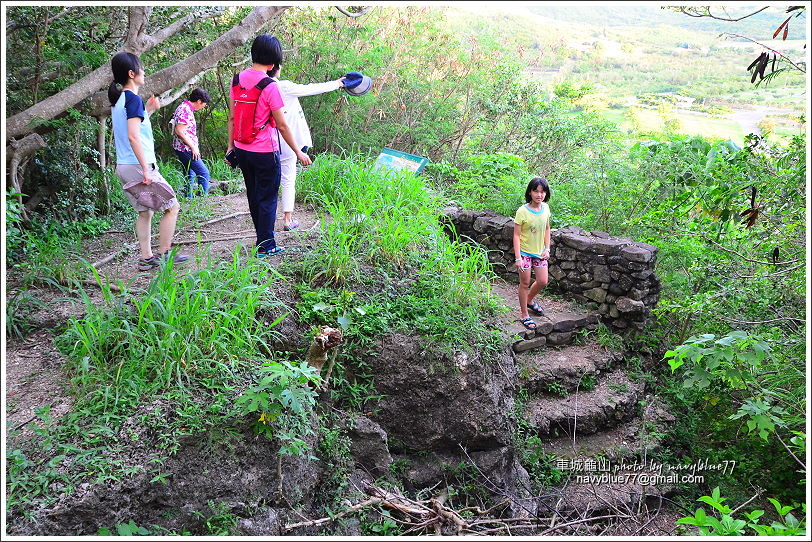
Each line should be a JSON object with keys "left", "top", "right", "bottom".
{"left": 7, "top": 217, "right": 110, "bottom": 287}
{"left": 664, "top": 330, "right": 769, "bottom": 391}
{"left": 234, "top": 360, "right": 321, "bottom": 458}
{"left": 677, "top": 486, "right": 806, "bottom": 536}
{"left": 429, "top": 152, "right": 530, "bottom": 217}
{"left": 5, "top": 189, "right": 26, "bottom": 258}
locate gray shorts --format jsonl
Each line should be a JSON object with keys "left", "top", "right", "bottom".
{"left": 116, "top": 163, "right": 179, "bottom": 212}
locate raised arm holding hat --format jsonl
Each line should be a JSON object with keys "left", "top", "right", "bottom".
{"left": 343, "top": 71, "right": 372, "bottom": 96}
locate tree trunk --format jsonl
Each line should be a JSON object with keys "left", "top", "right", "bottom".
{"left": 97, "top": 114, "right": 107, "bottom": 170}
{"left": 96, "top": 114, "right": 110, "bottom": 213}
{"left": 5, "top": 5, "right": 289, "bottom": 220}
{"left": 6, "top": 6, "right": 287, "bottom": 140}
{"left": 6, "top": 133, "right": 47, "bottom": 221}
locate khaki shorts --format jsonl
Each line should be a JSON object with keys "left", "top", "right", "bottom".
{"left": 116, "top": 163, "right": 179, "bottom": 212}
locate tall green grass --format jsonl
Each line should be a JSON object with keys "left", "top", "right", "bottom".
{"left": 55, "top": 248, "right": 288, "bottom": 415}
{"left": 296, "top": 154, "right": 497, "bottom": 308}
{"left": 287, "top": 152, "right": 508, "bottom": 413}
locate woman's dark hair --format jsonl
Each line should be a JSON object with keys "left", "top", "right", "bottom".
{"left": 188, "top": 88, "right": 211, "bottom": 104}
{"left": 108, "top": 52, "right": 142, "bottom": 106}
{"left": 524, "top": 176, "right": 551, "bottom": 203}
{"left": 251, "top": 34, "right": 283, "bottom": 68}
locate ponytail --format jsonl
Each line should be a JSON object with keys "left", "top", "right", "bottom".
{"left": 108, "top": 81, "right": 123, "bottom": 106}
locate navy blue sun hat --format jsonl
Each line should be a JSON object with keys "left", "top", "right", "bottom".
{"left": 343, "top": 71, "right": 372, "bottom": 96}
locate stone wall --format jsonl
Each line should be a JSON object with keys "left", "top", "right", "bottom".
{"left": 442, "top": 205, "right": 661, "bottom": 330}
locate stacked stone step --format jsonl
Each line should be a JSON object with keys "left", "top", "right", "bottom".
{"left": 541, "top": 396, "right": 675, "bottom": 461}
{"left": 516, "top": 341, "right": 677, "bottom": 519}
{"left": 511, "top": 309, "right": 600, "bottom": 353}
{"left": 516, "top": 340, "right": 672, "bottom": 449}
{"left": 518, "top": 343, "right": 624, "bottom": 395}
{"left": 525, "top": 369, "right": 645, "bottom": 438}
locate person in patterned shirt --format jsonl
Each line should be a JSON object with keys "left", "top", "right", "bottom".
{"left": 171, "top": 88, "right": 211, "bottom": 197}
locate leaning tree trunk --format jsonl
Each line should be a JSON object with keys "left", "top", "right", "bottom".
{"left": 6, "top": 6, "right": 164, "bottom": 140}
{"left": 6, "top": 133, "right": 46, "bottom": 222}
{"left": 87, "top": 6, "right": 287, "bottom": 117}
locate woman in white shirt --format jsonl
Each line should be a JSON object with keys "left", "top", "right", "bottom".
{"left": 268, "top": 66, "right": 345, "bottom": 231}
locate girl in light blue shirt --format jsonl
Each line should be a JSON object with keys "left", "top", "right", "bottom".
{"left": 109, "top": 52, "right": 187, "bottom": 271}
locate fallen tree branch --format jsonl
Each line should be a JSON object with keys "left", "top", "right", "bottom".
{"left": 74, "top": 279, "right": 123, "bottom": 294}
{"left": 537, "top": 513, "right": 632, "bottom": 535}
{"left": 431, "top": 489, "right": 467, "bottom": 534}
{"left": 171, "top": 234, "right": 251, "bottom": 246}
{"left": 204, "top": 228, "right": 255, "bottom": 237}
{"left": 202, "top": 212, "right": 250, "bottom": 226}
{"left": 92, "top": 243, "right": 135, "bottom": 269}
{"left": 283, "top": 497, "right": 382, "bottom": 531}
{"left": 91, "top": 228, "right": 249, "bottom": 269}
{"left": 459, "top": 499, "right": 511, "bottom": 516}
{"left": 362, "top": 482, "right": 434, "bottom": 519}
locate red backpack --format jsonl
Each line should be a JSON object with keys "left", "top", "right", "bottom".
{"left": 231, "top": 73, "right": 276, "bottom": 144}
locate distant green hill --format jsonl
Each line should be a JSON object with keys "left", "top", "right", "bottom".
{"left": 440, "top": 3, "right": 806, "bottom": 114}
{"left": 524, "top": 4, "right": 807, "bottom": 41}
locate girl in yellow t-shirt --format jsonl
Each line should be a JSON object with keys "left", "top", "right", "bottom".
{"left": 512, "top": 177, "right": 551, "bottom": 330}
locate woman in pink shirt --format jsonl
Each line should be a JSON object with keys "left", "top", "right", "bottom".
{"left": 226, "top": 34, "right": 311, "bottom": 257}
{"left": 172, "top": 88, "right": 210, "bottom": 197}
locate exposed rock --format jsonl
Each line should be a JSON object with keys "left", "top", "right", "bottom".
{"left": 514, "top": 335, "right": 547, "bottom": 352}
{"left": 549, "top": 311, "right": 598, "bottom": 332}
{"left": 236, "top": 508, "right": 283, "bottom": 536}
{"left": 546, "top": 331, "right": 573, "bottom": 346}
{"left": 583, "top": 287, "right": 607, "bottom": 303}
{"left": 616, "top": 296, "right": 646, "bottom": 314}
{"left": 620, "top": 245, "right": 655, "bottom": 263}
{"left": 368, "top": 333, "right": 516, "bottom": 453}
{"left": 348, "top": 416, "right": 393, "bottom": 477}
{"left": 16, "top": 424, "right": 321, "bottom": 536}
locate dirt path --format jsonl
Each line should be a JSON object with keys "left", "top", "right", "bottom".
{"left": 84, "top": 190, "right": 323, "bottom": 288}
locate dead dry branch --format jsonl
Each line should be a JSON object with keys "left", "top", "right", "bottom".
{"left": 201, "top": 211, "right": 250, "bottom": 226}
